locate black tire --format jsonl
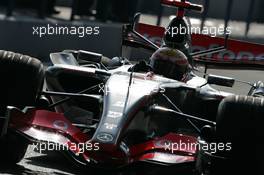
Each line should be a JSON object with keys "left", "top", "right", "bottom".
{"left": 217, "top": 95, "right": 264, "bottom": 138}
{"left": 0, "top": 50, "right": 44, "bottom": 164}
{"left": 0, "top": 131, "right": 29, "bottom": 164}
{"left": 214, "top": 95, "right": 264, "bottom": 174}
{"left": 0, "top": 50, "right": 45, "bottom": 108}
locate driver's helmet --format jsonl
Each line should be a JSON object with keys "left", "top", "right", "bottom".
{"left": 150, "top": 47, "right": 189, "bottom": 81}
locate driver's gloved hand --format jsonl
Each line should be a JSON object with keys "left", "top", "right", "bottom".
{"left": 129, "top": 61, "right": 152, "bottom": 72}
{"left": 108, "top": 57, "right": 130, "bottom": 67}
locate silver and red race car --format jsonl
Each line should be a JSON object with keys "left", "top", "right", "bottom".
{"left": 0, "top": 0, "right": 263, "bottom": 174}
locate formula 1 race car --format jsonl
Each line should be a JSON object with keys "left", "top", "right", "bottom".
{"left": 0, "top": 0, "right": 263, "bottom": 175}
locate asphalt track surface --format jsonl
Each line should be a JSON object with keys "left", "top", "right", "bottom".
{"left": 1, "top": 146, "right": 81, "bottom": 175}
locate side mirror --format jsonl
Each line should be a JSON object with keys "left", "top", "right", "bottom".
{"left": 207, "top": 74, "right": 235, "bottom": 87}
{"left": 200, "top": 125, "right": 216, "bottom": 142}
{"left": 50, "top": 52, "right": 79, "bottom": 66}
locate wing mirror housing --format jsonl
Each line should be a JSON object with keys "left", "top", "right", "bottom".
{"left": 200, "top": 125, "right": 216, "bottom": 142}
{"left": 207, "top": 74, "right": 235, "bottom": 87}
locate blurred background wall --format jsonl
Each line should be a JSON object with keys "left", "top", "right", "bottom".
{"left": 0, "top": 0, "right": 264, "bottom": 60}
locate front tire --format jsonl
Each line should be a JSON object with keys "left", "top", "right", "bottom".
{"left": 0, "top": 131, "right": 28, "bottom": 164}
{"left": 213, "top": 95, "right": 264, "bottom": 175}
{"left": 0, "top": 50, "right": 44, "bottom": 164}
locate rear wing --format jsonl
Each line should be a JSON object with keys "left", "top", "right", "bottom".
{"left": 125, "top": 23, "right": 264, "bottom": 70}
